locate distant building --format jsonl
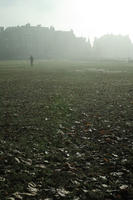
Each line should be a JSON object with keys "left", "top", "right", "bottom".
{"left": 0, "top": 24, "right": 92, "bottom": 60}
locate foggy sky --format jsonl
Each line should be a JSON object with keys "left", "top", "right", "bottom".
{"left": 1, "top": 0, "right": 133, "bottom": 41}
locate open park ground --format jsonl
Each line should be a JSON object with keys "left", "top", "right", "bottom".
{"left": 0, "top": 60, "right": 133, "bottom": 199}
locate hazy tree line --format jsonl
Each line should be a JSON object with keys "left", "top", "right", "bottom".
{"left": 93, "top": 35, "right": 133, "bottom": 59}
{"left": 0, "top": 24, "right": 133, "bottom": 60}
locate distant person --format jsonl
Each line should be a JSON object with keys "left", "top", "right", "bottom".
{"left": 30, "top": 55, "right": 34, "bottom": 66}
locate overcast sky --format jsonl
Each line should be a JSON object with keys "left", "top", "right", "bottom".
{"left": 1, "top": 0, "right": 133, "bottom": 41}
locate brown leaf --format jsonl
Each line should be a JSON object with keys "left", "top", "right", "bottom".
{"left": 86, "top": 122, "right": 91, "bottom": 127}
{"left": 104, "top": 158, "right": 109, "bottom": 162}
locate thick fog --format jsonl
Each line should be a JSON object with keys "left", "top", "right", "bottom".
{"left": 1, "top": 0, "right": 133, "bottom": 40}
{"left": 0, "top": 25, "right": 133, "bottom": 60}
{"left": 1, "top": 0, "right": 133, "bottom": 60}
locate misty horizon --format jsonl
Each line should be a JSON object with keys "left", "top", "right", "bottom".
{"left": 0, "top": 23, "right": 133, "bottom": 60}
{"left": 2, "top": 23, "right": 133, "bottom": 45}
{"left": 1, "top": 23, "right": 133, "bottom": 45}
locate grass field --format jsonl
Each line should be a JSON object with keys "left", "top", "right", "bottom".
{"left": 0, "top": 60, "right": 133, "bottom": 200}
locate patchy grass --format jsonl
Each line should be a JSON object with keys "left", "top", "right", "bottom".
{"left": 0, "top": 60, "right": 133, "bottom": 200}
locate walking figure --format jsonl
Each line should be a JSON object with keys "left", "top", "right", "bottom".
{"left": 30, "top": 55, "right": 34, "bottom": 66}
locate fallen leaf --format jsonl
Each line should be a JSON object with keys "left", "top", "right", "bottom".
{"left": 57, "top": 188, "right": 70, "bottom": 197}
{"left": 35, "top": 164, "right": 46, "bottom": 169}
{"left": 13, "top": 192, "right": 23, "bottom": 199}
{"left": 104, "top": 158, "right": 109, "bottom": 162}
{"left": 86, "top": 122, "right": 91, "bottom": 127}
{"left": 15, "top": 157, "right": 21, "bottom": 164}
{"left": 120, "top": 185, "right": 128, "bottom": 190}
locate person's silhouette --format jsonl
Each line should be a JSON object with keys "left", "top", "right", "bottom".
{"left": 30, "top": 56, "right": 34, "bottom": 66}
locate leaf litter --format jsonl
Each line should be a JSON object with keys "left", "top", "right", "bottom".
{"left": 0, "top": 61, "right": 133, "bottom": 199}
